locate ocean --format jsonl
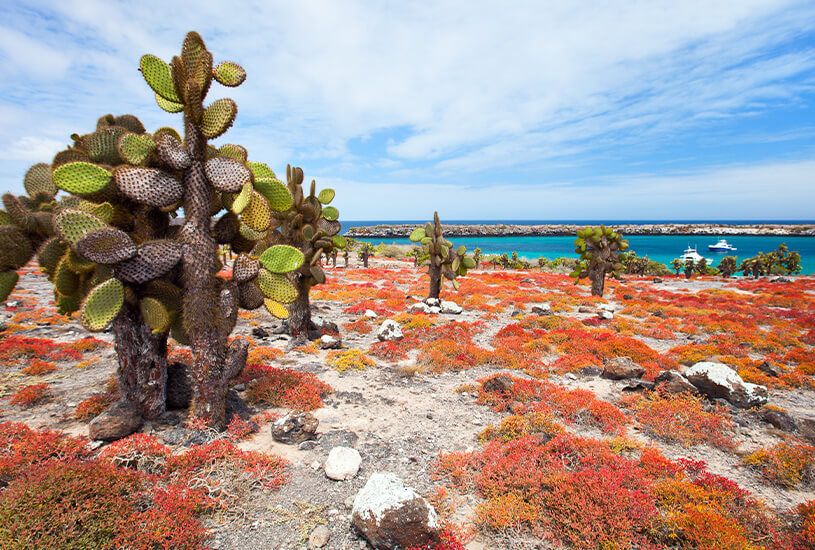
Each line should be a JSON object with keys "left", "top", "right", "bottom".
{"left": 341, "top": 220, "right": 815, "bottom": 275}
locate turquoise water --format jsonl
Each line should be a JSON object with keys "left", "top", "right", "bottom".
{"left": 351, "top": 233, "right": 815, "bottom": 275}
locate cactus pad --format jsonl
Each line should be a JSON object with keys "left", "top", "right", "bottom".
{"left": 113, "top": 115, "right": 146, "bottom": 134}
{"left": 76, "top": 200, "right": 114, "bottom": 223}
{"left": 247, "top": 162, "right": 275, "bottom": 179}
{"left": 57, "top": 291, "right": 82, "bottom": 316}
{"left": 316, "top": 218, "right": 341, "bottom": 236}
{"left": 254, "top": 178, "right": 293, "bottom": 212}
{"left": 219, "top": 144, "right": 248, "bottom": 162}
{"left": 238, "top": 222, "right": 267, "bottom": 241}
{"left": 320, "top": 206, "right": 338, "bottom": 221}
{"left": 80, "top": 278, "right": 124, "bottom": 331}
{"left": 409, "top": 228, "right": 426, "bottom": 242}
{"left": 54, "top": 209, "right": 110, "bottom": 246}
{"left": 232, "top": 254, "right": 260, "bottom": 283}
{"left": 259, "top": 245, "right": 304, "bottom": 274}
{"left": 118, "top": 133, "right": 156, "bottom": 165}
{"left": 24, "top": 164, "right": 57, "bottom": 197}
{"left": 53, "top": 162, "right": 113, "bottom": 195}
{"left": 66, "top": 249, "right": 96, "bottom": 274}
{"left": 315, "top": 188, "right": 335, "bottom": 204}
{"left": 114, "top": 166, "right": 183, "bottom": 207}
{"left": 238, "top": 282, "right": 264, "bottom": 310}
{"left": 213, "top": 61, "right": 247, "bottom": 87}
{"left": 37, "top": 238, "right": 68, "bottom": 276}
{"left": 263, "top": 298, "right": 288, "bottom": 320}
{"left": 140, "top": 297, "right": 172, "bottom": 333}
{"left": 332, "top": 235, "right": 347, "bottom": 249}
{"left": 310, "top": 264, "right": 326, "bottom": 284}
{"left": 155, "top": 93, "right": 185, "bottom": 113}
{"left": 76, "top": 228, "right": 138, "bottom": 264}
{"left": 54, "top": 255, "right": 80, "bottom": 296}
{"left": 155, "top": 133, "right": 192, "bottom": 170}
{"left": 0, "top": 270, "right": 19, "bottom": 302}
{"left": 241, "top": 191, "right": 271, "bottom": 231}
{"left": 86, "top": 128, "right": 125, "bottom": 165}
{"left": 140, "top": 55, "right": 181, "bottom": 103}
{"left": 114, "top": 240, "right": 183, "bottom": 284}
{"left": 205, "top": 157, "right": 251, "bottom": 193}
{"left": 201, "top": 98, "right": 237, "bottom": 139}
{"left": 230, "top": 181, "right": 253, "bottom": 214}
{"left": 53, "top": 148, "right": 89, "bottom": 168}
{"left": 2, "top": 194, "right": 37, "bottom": 233}
{"left": 257, "top": 269, "right": 297, "bottom": 303}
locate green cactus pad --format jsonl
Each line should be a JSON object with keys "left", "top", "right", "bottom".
{"left": 140, "top": 297, "right": 171, "bottom": 333}
{"left": 259, "top": 245, "right": 304, "bottom": 274}
{"left": 241, "top": 191, "right": 271, "bottom": 232}
{"left": 155, "top": 94, "right": 185, "bottom": 113}
{"left": 317, "top": 188, "right": 335, "bottom": 205}
{"left": 229, "top": 182, "right": 252, "bottom": 214}
{"left": 322, "top": 206, "right": 339, "bottom": 221}
{"left": 37, "top": 238, "right": 68, "bottom": 276}
{"left": 463, "top": 256, "right": 476, "bottom": 269}
{"left": 54, "top": 209, "right": 108, "bottom": 246}
{"left": 457, "top": 245, "right": 466, "bottom": 256}
{"left": 254, "top": 178, "right": 293, "bottom": 212}
{"left": 201, "top": 98, "right": 237, "bottom": 139}
{"left": 57, "top": 291, "right": 82, "bottom": 316}
{"left": 80, "top": 278, "right": 124, "bottom": 331}
{"left": 0, "top": 211, "right": 12, "bottom": 225}
{"left": 238, "top": 282, "right": 264, "bottom": 310}
{"left": 232, "top": 254, "right": 260, "bottom": 283}
{"left": 213, "top": 61, "right": 247, "bottom": 87}
{"left": 452, "top": 280, "right": 460, "bottom": 291}
{"left": 205, "top": 157, "right": 251, "bottom": 193}
{"left": 24, "top": 164, "right": 57, "bottom": 197}
{"left": 53, "top": 162, "right": 112, "bottom": 195}
{"left": 263, "top": 298, "right": 288, "bottom": 320}
{"left": 86, "top": 127, "right": 125, "bottom": 165}
{"left": 409, "top": 228, "right": 426, "bottom": 242}
{"left": 76, "top": 200, "right": 114, "bottom": 223}
{"left": 66, "top": 249, "right": 96, "bottom": 274}
{"left": 248, "top": 162, "right": 275, "bottom": 180}
{"left": 118, "top": 133, "right": 156, "bottom": 165}
{"left": 54, "top": 254, "right": 80, "bottom": 296}
{"left": 114, "top": 166, "right": 183, "bottom": 208}
{"left": 332, "top": 235, "right": 347, "bottom": 249}
{"left": 0, "top": 270, "right": 19, "bottom": 302}
{"left": 140, "top": 55, "right": 181, "bottom": 103}
{"left": 237, "top": 223, "right": 266, "bottom": 241}
{"left": 219, "top": 144, "right": 248, "bottom": 162}
{"left": 257, "top": 269, "right": 297, "bottom": 303}
{"left": 76, "top": 228, "right": 138, "bottom": 264}
{"left": 302, "top": 225, "right": 315, "bottom": 241}
{"left": 310, "top": 264, "right": 326, "bottom": 285}
{"left": 0, "top": 226, "right": 34, "bottom": 272}
{"left": 142, "top": 280, "right": 181, "bottom": 311}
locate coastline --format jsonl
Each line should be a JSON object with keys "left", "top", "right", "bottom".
{"left": 345, "top": 222, "right": 815, "bottom": 238}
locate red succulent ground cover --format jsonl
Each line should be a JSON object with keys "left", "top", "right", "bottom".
{"left": 239, "top": 364, "right": 332, "bottom": 411}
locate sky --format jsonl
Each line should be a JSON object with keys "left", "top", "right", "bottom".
{"left": 0, "top": 0, "right": 813, "bottom": 221}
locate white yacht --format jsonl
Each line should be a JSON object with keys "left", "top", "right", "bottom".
{"left": 678, "top": 247, "right": 711, "bottom": 264}
{"left": 708, "top": 239, "right": 737, "bottom": 252}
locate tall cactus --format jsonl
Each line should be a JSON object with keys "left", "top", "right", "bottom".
{"left": 259, "top": 164, "right": 346, "bottom": 337}
{"left": 409, "top": 212, "right": 474, "bottom": 299}
{"left": 570, "top": 225, "right": 628, "bottom": 297}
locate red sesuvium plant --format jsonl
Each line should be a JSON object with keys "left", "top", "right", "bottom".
{"left": 238, "top": 364, "right": 332, "bottom": 411}
{"left": 9, "top": 383, "right": 51, "bottom": 408}
{"left": 742, "top": 440, "right": 815, "bottom": 488}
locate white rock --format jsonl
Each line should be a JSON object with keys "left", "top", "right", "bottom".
{"left": 428, "top": 306, "right": 441, "bottom": 314}
{"left": 407, "top": 302, "right": 431, "bottom": 314}
{"left": 425, "top": 298, "right": 440, "bottom": 307}
{"left": 364, "top": 309, "right": 378, "bottom": 319}
{"left": 377, "top": 319, "right": 404, "bottom": 341}
{"left": 440, "top": 301, "right": 462, "bottom": 314}
{"left": 686, "top": 361, "right": 768, "bottom": 408}
{"left": 308, "top": 524, "right": 330, "bottom": 549}
{"left": 324, "top": 446, "right": 362, "bottom": 481}
{"left": 318, "top": 334, "right": 342, "bottom": 349}
{"left": 597, "top": 310, "right": 614, "bottom": 320}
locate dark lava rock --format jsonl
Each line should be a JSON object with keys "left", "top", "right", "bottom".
{"left": 760, "top": 408, "right": 797, "bottom": 432}
{"left": 653, "top": 370, "right": 698, "bottom": 394}
{"left": 272, "top": 411, "right": 319, "bottom": 444}
{"left": 482, "top": 375, "right": 514, "bottom": 394}
{"left": 620, "top": 379, "right": 655, "bottom": 392}
{"left": 89, "top": 401, "right": 142, "bottom": 442}
{"left": 756, "top": 361, "right": 784, "bottom": 378}
{"left": 580, "top": 365, "right": 603, "bottom": 376}
{"left": 166, "top": 362, "right": 192, "bottom": 410}
{"left": 602, "top": 357, "right": 646, "bottom": 380}
{"left": 252, "top": 326, "right": 269, "bottom": 339}
{"left": 161, "top": 427, "right": 188, "bottom": 446}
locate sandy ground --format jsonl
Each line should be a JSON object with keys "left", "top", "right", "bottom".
{"left": 1, "top": 258, "right": 813, "bottom": 550}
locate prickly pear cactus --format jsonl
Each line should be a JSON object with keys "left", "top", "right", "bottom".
{"left": 258, "top": 164, "right": 346, "bottom": 336}
{"left": 570, "top": 225, "right": 628, "bottom": 297}
{"left": 409, "top": 212, "right": 474, "bottom": 299}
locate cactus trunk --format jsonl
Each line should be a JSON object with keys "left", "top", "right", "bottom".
{"left": 181, "top": 116, "right": 240, "bottom": 429}
{"left": 589, "top": 269, "right": 605, "bottom": 296}
{"left": 112, "top": 301, "right": 167, "bottom": 419}
{"left": 429, "top": 260, "right": 442, "bottom": 299}
{"left": 288, "top": 275, "right": 312, "bottom": 337}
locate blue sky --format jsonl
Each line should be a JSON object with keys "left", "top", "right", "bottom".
{"left": 1, "top": 0, "right": 813, "bottom": 220}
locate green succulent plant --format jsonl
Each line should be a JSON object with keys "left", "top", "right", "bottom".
{"left": 257, "top": 164, "right": 346, "bottom": 337}
{"left": 409, "top": 212, "right": 474, "bottom": 299}
{"left": 569, "top": 225, "right": 628, "bottom": 297}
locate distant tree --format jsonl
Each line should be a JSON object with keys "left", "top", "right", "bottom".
{"left": 358, "top": 242, "right": 374, "bottom": 268}
{"left": 694, "top": 258, "right": 708, "bottom": 275}
{"left": 740, "top": 256, "right": 763, "bottom": 278}
{"left": 408, "top": 212, "right": 473, "bottom": 299}
{"left": 684, "top": 258, "right": 695, "bottom": 279}
{"left": 570, "top": 226, "right": 628, "bottom": 297}
{"left": 670, "top": 258, "right": 683, "bottom": 277}
{"left": 473, "top": 248, "right": 482, "bottom": 268}
{"left": 718, "top": 256, "right": 738, "bottom": 278}
{"left": 499, "top": 253, "right": 510, "bottom": 269}
{"left": 511, "top": 251, "right": 519, "bottom": 268}
{"left": 537, "top": 257, "right": 548, "bottom": 271}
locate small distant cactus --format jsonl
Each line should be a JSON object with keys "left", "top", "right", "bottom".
{"left": 570, "top": 226, "right": 628, "bottom": 297}
{"left": 259, "top": 164, "right": 346, "bottom": 337}
{"left": 358, "top": 242, "right": 374, "bottom": 268}
{"left": 409, "top": 212, "right": 474, "bottom": 299}
{"left": 472, "top": 248, "right": 482, "bottom": 269}
{"left": 718, "top": 256, "right": 738, "bottom": 278}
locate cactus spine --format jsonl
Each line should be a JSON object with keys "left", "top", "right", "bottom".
{"left": 570, "top": 225, "right": 628, "bottom": 297}
{"left": 409, "top": 212, "right": 474, "bottom": 299}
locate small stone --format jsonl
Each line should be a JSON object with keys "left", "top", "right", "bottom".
{"left": 272, "top": 411, "right": 319, "bottom": 444}
{"left": 531, "top": 304, "right": 552, "bottom": 315}
{"left": 364, "top": 309, "right": 378, "bottom": 319}
{"left": 796, "top": 417, "right": 815, "bottom": 443}
{"left": 653, "top": 277, "right": 663, "bottom": 283}
{"left": 318, "top": 430, "right": 359, "bottom": 450}
{"left": 161, "top": 427, "right": 187, "bottom": 446}
{"left": 89, "top": 401, "right": 142, "bottom": 442}
{"left": 756, "top": 361, "right": 784, "bottom": 378}
{"left": 598, "top": 303, "right": 615, "bottom": 312}
{"left": 425, "top": 298, "right": 440, "bottom": 307}
{"left": 602, "top": 357, "right": 645, "bottom": 380}
{"left": 311, "top": 316, "right": 339, "bottom": 334}
{"left": 325, "top": 446, "right": 362, "bottom": 481}
{"left": 580, "top": 365, "right": 603, "bottom": 376}
{"left": 621, "top": 379, "right": 655, "bottom": 392}
{"left": 308, "top": 525, "right": 330, "bottom": 549}
{"left": 252, "top": 326, "right": 269, "bottom": 339}
{"left": 482, "top": 375, "right": 513, "bottom": 394}
{"left": 377, "top": 320, "right": 403, "bottom": 341}
{"left": 578, "top": 306, "right": 592, "bottom": 313}
{"left": 319, "top": 334, "right": 342, "bottom": 350}
{"left": 299, "top": 440, "right": 318, "bottom": 451}
{"left": 597, "top": 309, "right": 614, "bottom": 320}
{"left": 760, "top": 408, "right": 797, "bottom": 432}
{"left": 440, "top": 301, "right": 462, "bottom": 314}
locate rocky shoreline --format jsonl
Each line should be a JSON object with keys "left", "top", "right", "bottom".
{"left": 345, "top": 223, "right": 815, "bottom": 238}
